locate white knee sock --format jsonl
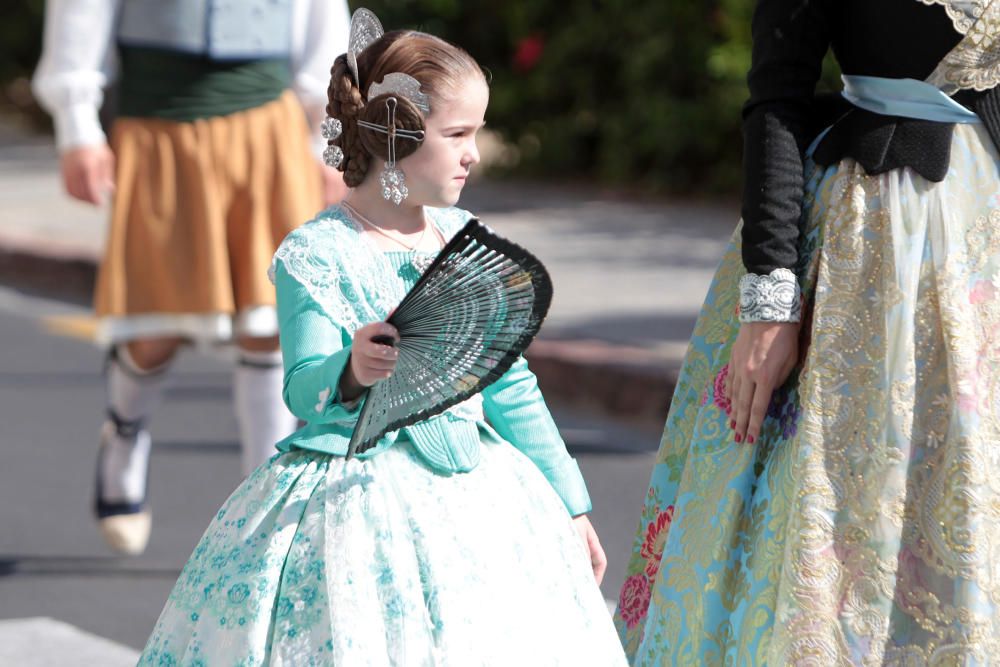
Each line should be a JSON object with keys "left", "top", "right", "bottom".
{"left": 101, "top": 346, "right": 169, "bottom": 504}
{"left": 233, "top": 350, "right": 298, "bottom": 475}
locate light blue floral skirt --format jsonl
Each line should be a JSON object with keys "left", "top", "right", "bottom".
{"left": 614, "top": 123, "right": 1000, "bottom": 663}
{"left": 139, "top": 434, "right": 626, "bottom": 666}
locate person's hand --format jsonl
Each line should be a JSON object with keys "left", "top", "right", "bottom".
{"left": 60, "top": 144, "right": 115, "bottom": 205}
{"left": 319, "top": 162, "right": 348, "bottom": 206}
{"left": 726, "top": 321, "right": 799, "bottom": 445}
{"left": 341, "top": 322, "right": 399, "bottom": 400}
{"left": 572, "top": 514, "right": 608, "bottom": 585}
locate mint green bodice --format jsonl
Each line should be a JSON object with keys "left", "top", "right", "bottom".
{"left": 270, "top": 205, "right": 591, "bottom": 515}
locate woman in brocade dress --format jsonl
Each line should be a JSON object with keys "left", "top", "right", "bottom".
{"left": 615, "top": 0, "right": 1000, "bottom": 663}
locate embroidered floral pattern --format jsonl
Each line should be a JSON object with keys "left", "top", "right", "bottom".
{"left": 614, "top": 124, "right": 1000, "bottom": 663}
{"left": 713, "top": 363, "right": 731, "bottom": 413}
{"left": 617, "top": 574, "right": 652, "bottom": 630}
{"left": 140, "top": 442, "right": 627, "bottom": 665}
{"left": 639, "top": 505, "right": 675, "bottom": 579}
{"left": 767, "top": 387, "right": 801, "bottom": 440}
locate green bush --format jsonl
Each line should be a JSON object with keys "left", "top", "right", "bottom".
{"left": 1, "top": 0, "right": 841, "bottom": 193}
{"left": 0, "top": 0, "right": 47, "bottom": 127}
{"left": 1, "top": 0, "right": 44, "bottom": 83}
{"left": 374, "top": 0, "right": 840, "bottom": 193}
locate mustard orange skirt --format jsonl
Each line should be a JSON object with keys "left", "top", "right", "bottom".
{"left": 95, "top": 90, "right": 322, "bottom": 343}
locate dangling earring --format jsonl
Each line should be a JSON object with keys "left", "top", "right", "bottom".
{"left": 358, "top": 97, "right": 425, "bottom": 206}
{"left": 380, "top": 163, "right": 407, "bottom": 205}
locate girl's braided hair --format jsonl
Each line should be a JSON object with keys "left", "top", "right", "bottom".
{"left": 324, "top": 30, "right": 484, "bottom": 187}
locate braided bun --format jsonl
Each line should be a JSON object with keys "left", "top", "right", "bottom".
{"left": 323, "top": 30, "right": 484, "bottom": 188}
{"left": 325, "top": 54, "right": 370, "bottom": 187}
{"left": 357, "top": 93, "right": 426, "bottom": 163}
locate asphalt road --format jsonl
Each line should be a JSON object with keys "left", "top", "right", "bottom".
{"left": 0, "top": 286, "right": 660, "bottom": 656}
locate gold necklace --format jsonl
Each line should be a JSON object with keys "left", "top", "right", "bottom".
{"left": 342, "top": 201, "right": 429, "bottom": 252}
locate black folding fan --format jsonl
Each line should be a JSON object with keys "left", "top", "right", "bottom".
{"left": 347, "top": 219, "right": 553, "bottom": 458}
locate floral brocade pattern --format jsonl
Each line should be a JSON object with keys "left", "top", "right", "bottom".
{"left": 614, "top": 123, "right": 1000, "bottom": 664}
{"left": 139, "top": 439, "right": 626, "bottom": 666}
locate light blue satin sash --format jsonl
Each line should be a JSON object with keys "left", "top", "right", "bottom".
{"left": 841, "top": 75, "right": 980, "bottom": 123}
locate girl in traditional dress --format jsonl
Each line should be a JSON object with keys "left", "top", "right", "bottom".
{"left": 615, "top": 0, "right": 1000, "bottom": 663}
{"left": 138, "top": 11, "right": 627, "bottom": 665}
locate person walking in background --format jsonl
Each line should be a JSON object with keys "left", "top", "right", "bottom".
{"left": 615, "top": 0, "right": 1000, "bottom": 662}
{"left": 31, "top": 0, "right": 350, "bottom": 556}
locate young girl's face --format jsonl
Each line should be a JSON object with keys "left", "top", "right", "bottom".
{"left": 397, "top": 75, "right": 489, "bottom": 208}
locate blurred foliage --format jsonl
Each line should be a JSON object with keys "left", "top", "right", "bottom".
{"left": 1, "top": 0, "right": 45, "bottom": 83}
{"left": 374, "top": 0, "right": 841, "bottom": 193}
{"left": 1, "top": 0, "right": 48, "bottom": 128}
{"left": 0, "top": 0, "right": 842, "bottom": 193}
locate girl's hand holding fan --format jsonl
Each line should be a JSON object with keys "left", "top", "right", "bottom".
{"left": 340, "top": 322, "right": 400, "bottom": 401}
{"left": 346, "top": 219, "right": 554, "bottom": 458}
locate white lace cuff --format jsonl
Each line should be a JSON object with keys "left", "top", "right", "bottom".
{"left": 738, "top": 268, "right": 802, "bottom": 323}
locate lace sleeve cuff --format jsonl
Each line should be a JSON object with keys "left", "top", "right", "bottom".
{"left": 738, "top": 268, "right": 802, "bottom": 323}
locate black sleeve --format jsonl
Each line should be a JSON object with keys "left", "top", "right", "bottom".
{"left": 741, "top": 0, "right": 834, "bottom": 275}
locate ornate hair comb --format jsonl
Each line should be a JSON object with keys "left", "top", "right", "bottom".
{"left": 369, "top": 73, "right": 431, "bottom": 113}
{"left": 324, "top": 8, "right": 433, "bottom": 204}
{"left": 346, "top": 8, "right": 383, "bottom": 88}
{"left": 345, "top": 8, "right": 431, "bottom": 113}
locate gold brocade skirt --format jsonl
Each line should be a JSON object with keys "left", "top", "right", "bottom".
{"left": 615, "top": 123, "right": 1000, "bottom": 664}
{"left": 94, "top": 90, "right": 322, "bottom": 343}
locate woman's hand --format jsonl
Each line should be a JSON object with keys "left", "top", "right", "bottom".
{"left": 726, "top": 321, "right": 799, "bottom": 444}
{"left": 340, "top": 322, "right": 399, "bottom": 400}
{"left": 572, "top": 514, "right": 608, "bottom": 585}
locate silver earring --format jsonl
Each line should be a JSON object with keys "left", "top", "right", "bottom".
{"left": 380, "top": 165, "right": 408, "bottom": 205}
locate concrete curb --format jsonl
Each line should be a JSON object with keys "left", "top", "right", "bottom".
{"left": 525, "top": 339, "right": 677, "bottom": 425}
{"left": 0, "top": 232, "right": 96, "bottom": 304}
{"left": 0, "top": 238, "right": 678, "bottom": 426}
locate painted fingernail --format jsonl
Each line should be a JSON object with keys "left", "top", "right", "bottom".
{"left": 735, "top": 434, "right": 742, "bottom": 443}
{"left": 747, "top": 435, "right": 755, "bottom": 444}
{"left": 730, "top": 420, "right": 736, "bottom": 429}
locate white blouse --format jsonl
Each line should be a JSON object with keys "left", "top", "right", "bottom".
{"left": 31, "top": 0, "right": 350, "bottom": 153}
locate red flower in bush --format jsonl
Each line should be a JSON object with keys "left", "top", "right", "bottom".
{"left": 639, "top": 505, "right": 675, "bottom": 579}
{"left": 618, "top": 573, "right": 652, "bottom": 629}
{"left": 513, "top": 34, "right": 544, "bottom": 72}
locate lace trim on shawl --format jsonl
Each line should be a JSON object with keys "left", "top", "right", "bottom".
{"left": 921, "top": 0, "right": 1000, "bottom": 93}
{"left": 918, "top": 0, "right": 986, "bottom": 34}
{"left": 269, "top": 215, "right": 379, "bottom": 333}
